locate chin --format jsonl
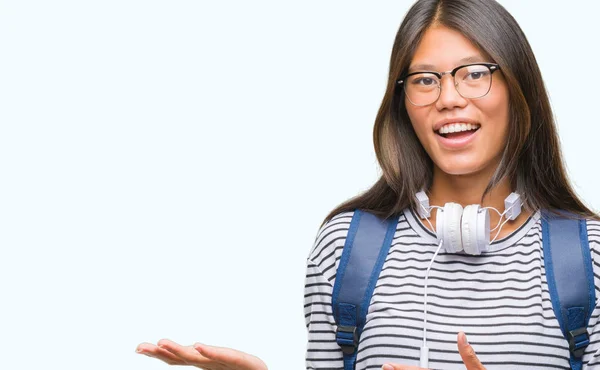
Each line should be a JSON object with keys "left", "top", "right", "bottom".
{"left": 435, "top": 159, "right": 488, "bottom": 177}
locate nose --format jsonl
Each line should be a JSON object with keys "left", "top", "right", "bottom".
{"left": 435, "top": 74, "right": 468, "bottom": 110}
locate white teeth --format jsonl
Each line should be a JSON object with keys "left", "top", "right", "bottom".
{"left": 438, "top": 123, "right": 480, "bottom": 135}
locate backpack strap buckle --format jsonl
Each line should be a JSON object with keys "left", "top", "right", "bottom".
{"left": 568, "top": 327, "right": 590, "bottom": 358}
{"left": 336, "top": 325, "right": 358, "bottom": 354}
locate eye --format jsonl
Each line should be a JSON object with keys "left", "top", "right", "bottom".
{"left": 465, "top": 70, "right": 490, "bottom": 80}
{"left": 412, "top": 77, "right": 438, "bottom": 86}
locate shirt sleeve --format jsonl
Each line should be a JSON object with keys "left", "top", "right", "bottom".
{"left": 303, "top": 213, "right": 353, "bottom": 370}
{"left": 304, "top": 259, "right": 344, "bottom": 369}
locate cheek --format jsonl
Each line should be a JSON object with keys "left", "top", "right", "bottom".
{"left": 405, "top": 104, "right": 429, "bottom": 140}
{"left": 483, "top": 84, "right": 510, "bottom": 135}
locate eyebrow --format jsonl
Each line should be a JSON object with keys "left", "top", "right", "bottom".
{"left": 408, "top": 55, "right": 488, "bottom": 72}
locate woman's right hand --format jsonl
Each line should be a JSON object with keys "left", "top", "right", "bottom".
{"left": 136, "top": 339, "right": 268, "bottom": 370}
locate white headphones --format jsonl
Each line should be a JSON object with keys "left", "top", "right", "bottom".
{"left": 414, "top": 191, "right": 522, "bottom": 255}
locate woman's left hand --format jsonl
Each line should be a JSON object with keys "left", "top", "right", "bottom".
{"left": 381, "top": 332, "right": 486, "bottom": 370}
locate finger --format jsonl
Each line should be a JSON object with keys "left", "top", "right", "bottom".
{"left": 157, "top": 339, "right": 217, "bottom": 367}
{"left": 194, "top": 343, "right": 247, "bottom": 367}
{"left": 457, "top": 332, "right": 485, "bottom": 370}
{"left": 194, "top": 343, "right": 266, "bottom": 370}
{"left": 136, "top": 342, "right": 187, "bottom": 366}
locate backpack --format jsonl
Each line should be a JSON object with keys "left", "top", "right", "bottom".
{"left": 331, "top": 209, "right": 594, "bottom": 370}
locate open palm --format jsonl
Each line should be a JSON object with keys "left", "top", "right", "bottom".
{"left": 136, "top": 339, "right": 268, "bottom": 370}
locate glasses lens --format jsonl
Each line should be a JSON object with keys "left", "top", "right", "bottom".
{"left": 404, "top": 73, "right": 440, "bottom": 106}
{"left": 455, "top": 64, "right": 492, "bottom": 99}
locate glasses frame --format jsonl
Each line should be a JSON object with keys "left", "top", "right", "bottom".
{"left": 396, "top": 62, "right": 501, "bottom": 106}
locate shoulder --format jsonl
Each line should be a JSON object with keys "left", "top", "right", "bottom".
{"left": 306, "top": 209, "right": 412, "bottom": 280}
{"left": 306, "top": 211, "right": 355, "bottom": 281}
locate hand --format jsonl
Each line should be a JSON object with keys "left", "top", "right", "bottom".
{"left": 381, "top": 332, "right": 486, "bottom": 370}
{"left": 136, "top": 339, "right": 268, "bottom": 370}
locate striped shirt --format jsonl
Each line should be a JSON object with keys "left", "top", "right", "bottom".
{"left": 304, "top": 208, "right": 600, "bottom": 369}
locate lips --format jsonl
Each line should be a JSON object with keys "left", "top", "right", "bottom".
{"left": 433, "top": 118, "right": 480, "bottom": 133}
{"left": 437, "top": 122, "right": 480, "bottom": 136}
{"left": 435, "top": 125, "right": 480, "bottom": 149}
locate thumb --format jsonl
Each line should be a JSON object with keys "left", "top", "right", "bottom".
{"left": 457, "top": 332, "right": 485, "bottom": 370}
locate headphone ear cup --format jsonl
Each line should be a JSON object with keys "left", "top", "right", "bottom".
{"left": 435, "top": 207, "right": 444, "bottom": 247}
{"left": 461, "top": 205, "right": 478, "bottom": 255}
{"left": 476, "top": 208, "right": 491, "bottom": 254}
{"left": 439, "top": 203, "right": 463, "bottom": 253}
{"left": 461, "top": 205, "right": 491, "bottom": 255}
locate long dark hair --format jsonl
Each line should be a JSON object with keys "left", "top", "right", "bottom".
{"left": 323, "top": 0, "right": 598, "bottom": 225}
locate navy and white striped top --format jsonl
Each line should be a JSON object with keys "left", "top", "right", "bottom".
{"left": 304, "top": 208, "right": 600, "bottom": 369}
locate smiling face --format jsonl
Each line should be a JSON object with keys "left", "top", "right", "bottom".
{"left": 404, "top": 26, "right": 510, "bottom": 177}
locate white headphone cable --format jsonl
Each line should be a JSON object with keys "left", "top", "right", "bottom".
{"left": 421, "top": 238, "right": 444, "bottom": 368}
{"left": 491, "top": 216, "right": 511, "bottom": 243}
{"left": 483, "top": 199, "right": 519, "bottom": 232}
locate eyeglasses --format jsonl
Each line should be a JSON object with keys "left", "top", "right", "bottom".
{"left": 396, "top": 63, "right": 501, "bottom": 106}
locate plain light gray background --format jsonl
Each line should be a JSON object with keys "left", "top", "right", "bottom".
{"left": 0, "top": 1, "right": 598, "bottom": 369}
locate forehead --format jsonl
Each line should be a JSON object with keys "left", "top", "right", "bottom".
{"left": 408, "top": 26, "right": 489, "bottom": 72}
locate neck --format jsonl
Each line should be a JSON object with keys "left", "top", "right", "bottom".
{"left": 427, "top": 165, "right": 510, "bottom": 210}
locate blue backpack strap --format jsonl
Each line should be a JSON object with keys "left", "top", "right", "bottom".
{"left": 541, "top": 210, "right": 595, "bottom": 370}
{"left": 331, "top": 209, "right": 399, "bottom": 370}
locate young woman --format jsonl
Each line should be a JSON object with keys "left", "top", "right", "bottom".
{"left": 136, "top": 0, "right": 600, "bottom": 368}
